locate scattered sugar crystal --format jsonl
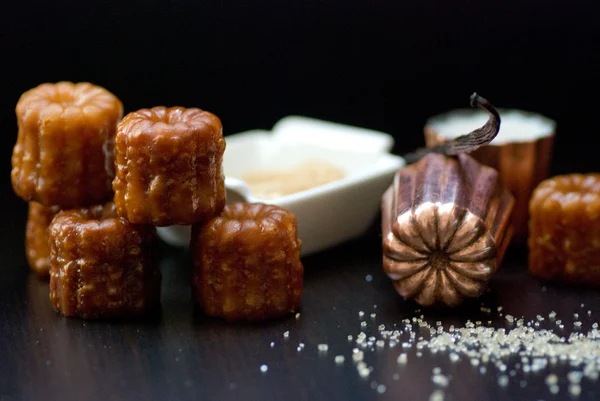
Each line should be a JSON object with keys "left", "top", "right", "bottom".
{"left": 318, "top": 344, "right": 328, "bottom": 352}
{"left": 376, "top": 384, "right": 386, "bottom": 394}
{"left": 270, "top": 342, "right": 275, "bottom": 348}
{"left": 352, "top": 351, "right": 364, "bottom": 362}
{"left": 569, "top": 384, "right": 582, "bottom": 397}
{"left": 358, "top": 366, "right": 370, "bottom": 378}
{"left": 545, "top": 374, "right": 558, "bottom": 386}
{"left": 365, "top": 274, "right": 373, "bottom": 282}
{"left": 370, "top": 313, "right": 377, "bottom": 319}
{"left": 393, "top": 373, "right": 400, "bottom": 380}
{"left": 432, "top": 367, "right": 441, "bottom": 375}
{"left": 505, "top": 315, "right": 514, "bottom": 323}
{"left": 549, "top": 311, "right": 556, "bottom": 319}
{"left": 470, "top": 358, "right": 480, "bottom": 367}
{"left": 376, "top": 340, "right": 385, "bottom": 348}
{"left": 335, "top": 355, "right": 345, "bottom": 364}
{"left": 295, "top": 313, "right": 301, "bottom": 319}
{"left": 568, "top": 371, "right": 583, "bottom": 384}
{"left": 497, "top": 375, "right": 509, "bottom": 387}
{"left": 359, "top": 311, "right": 365, "bottom": 317}
{"left": 574, "top": 322, "right": 582, "bottom": 327}
{"left": 432, "top": 374, "right": 449, "bottom": 387}
{"left": 549, "top": 384, "right": 560, "bottom": 394}
{"left": 397, "top": 353, "right": 408, "bottom": 364}
{"left": 260, "top": 365, "right": 268, "bottom": 373}
{"left": 361, "top": 322, "right": 367, "bottom": 328}
{"left": 283, "top": 331, "right": 289, "bottom": 338}
{"left": 347, "top": 335, "right": 353, "bottom": 341}
{"left": 449, "top": 353, "right": 460, "bottom": 363}
{"left": 429, "top": 389, "right": 445, "bottom": 401}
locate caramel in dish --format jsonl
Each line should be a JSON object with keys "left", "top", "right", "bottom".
{"left": 243, "top": 160, "right": 345, "bottom": 199}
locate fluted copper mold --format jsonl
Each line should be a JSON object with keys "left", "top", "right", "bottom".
{"left": 382, "top": 153, "right": 514, "bottom": 307}
{"left": 424, "top": 109, "right": 555, "bottom": 244}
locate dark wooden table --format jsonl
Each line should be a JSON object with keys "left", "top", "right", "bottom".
{"left": 1, "top": 198, "right": 600, "bottom": 401}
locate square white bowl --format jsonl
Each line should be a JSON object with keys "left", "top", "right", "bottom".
{"left": 157, "top": 116, "right": 405, "bottom": 256}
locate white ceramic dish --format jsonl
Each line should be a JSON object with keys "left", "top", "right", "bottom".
{"left": 156, "top": 115, "right": 405, "bottom": 256}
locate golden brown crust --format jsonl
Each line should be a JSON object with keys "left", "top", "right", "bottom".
{"left": 48, "top": 202, "right": 161, "bottom": 319}
{"left": 25, "top": 202, "right": 60, "bottom": 277}
{"left": 113, "top": 106, "right": 226, "bottom": 226}
{"left": 191, "top": 203, "right": 303, "bottom": 321}
{"left": 528, "top": 174, "right": 600, "bottom": 285}
{"left": 11, "top": 82, "right": 123, "bottom": 208}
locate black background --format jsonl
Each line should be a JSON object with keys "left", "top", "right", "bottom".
{"left": 2, "top": 1, "right": 600, "bottom": 175}
{"left": 2, "top": 2, "right": 600, "bottom": 400}
{"left": 3, "top": 0, "right": 599, "bottom": 246}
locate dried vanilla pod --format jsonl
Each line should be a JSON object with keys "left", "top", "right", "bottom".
{"left": 424, "top": 106, "right": 556, "bottom": 244}
{"left": 25, "top": 202, "right": 60, "bottom": 277}
{"left": 529, "top": 174, "right": 600, "bottom": 286}
{"left": 382, "top": 94, "right": 514, "bottom": 307}
{"left": 404, "top": 93, "right": 500, "bottom": 164}
{"left": 11, "top": 82, "right": 123, "bottom": 208}
{"left": 191, "top": 203, "right": 304, "bottom": 322}
{"left": 113, "top": 106, "right": 226, "bottom": 226}
{"left": 49, "top": 202, "right": 161, "bottom": 319}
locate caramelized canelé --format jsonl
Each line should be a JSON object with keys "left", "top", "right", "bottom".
{"left": 113, "top": 106, "right": 226, "bottom": 226}
{"left": 49, "top": 202, "right": 161, "bottom": 319}
{"left": 191, "top": 203, "right": 304, "bottom": 321}
{"left": 12, "top": 82, "right": 123, "bottom": 208}
{"left": 529, "top": 174, "right": 600, "bottom": 285}
{"left": 25, "top": 202, "right": 60, "bottom": 277}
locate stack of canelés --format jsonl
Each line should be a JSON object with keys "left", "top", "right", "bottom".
{"left": 10, "top": 81, "right": 303, "bottom": 321}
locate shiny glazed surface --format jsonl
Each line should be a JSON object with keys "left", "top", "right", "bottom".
{"left": 113, "top": 106, "right": 226, "bottom": 226}
{"left": 529, "top": 173, "right": 600, "bottom": 285}
{"left": 11, "top": 81, "right": 123, "bottom": 208}
{"left": 48, "top": 202, "right": 161, "bottom": 319}
{"left": 191, "top": 203, "right": 303, "bottom": 321}
{"left": 25, "top": 202, "right": 60, "bottom": 276}
{"left": 382, "top": 154, "right": 514, "bottom": 307}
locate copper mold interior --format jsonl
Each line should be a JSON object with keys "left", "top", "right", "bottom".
{"left": 382, "top": 153, "right": 514, "bottom": 307}
{"left": 424, "top": 108, "right": 555, "bottom": 244}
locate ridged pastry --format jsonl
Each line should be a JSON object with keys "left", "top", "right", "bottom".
{"left": 49, "top": 202, "right": 161, "bottom": 319}
{"left": 25, "top": 202, "right": 60, "bottom": 276}
{"left": 113, "top": 106, "right": 226, "bottom": 226}
{"left": 191, "top": 203, "right": 303, "bottom": 321}
{"left": 529, "top": 174, "right": 600, "bottom": 285}
{"left": 12, "top": 81, "right": 123, "bottom": 207}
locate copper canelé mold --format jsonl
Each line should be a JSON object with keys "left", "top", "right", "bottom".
{"left": 382, "top": 153, "right": 514, "bottom": 307}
